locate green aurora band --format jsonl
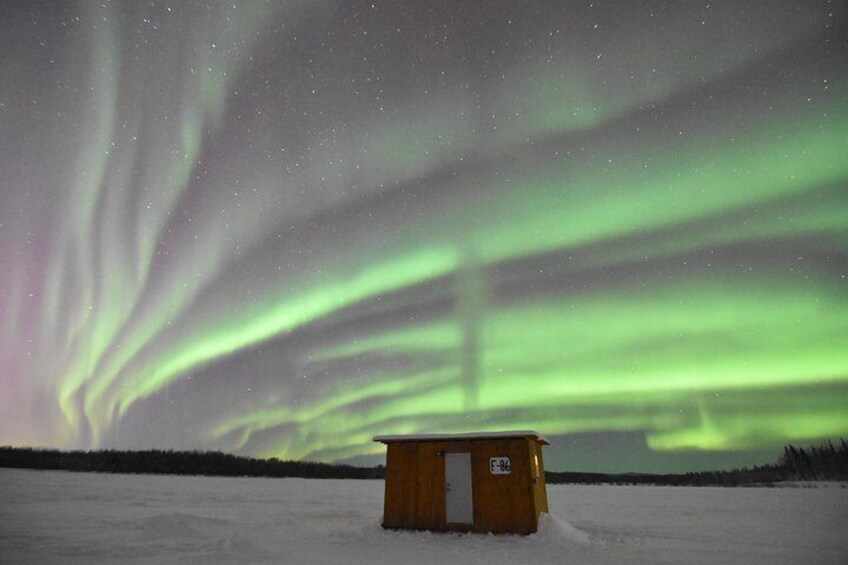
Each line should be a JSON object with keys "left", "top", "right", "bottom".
{"left": 0, "top": 1, "right": 845, "bottom": 472}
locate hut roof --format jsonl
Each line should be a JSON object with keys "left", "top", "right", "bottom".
{"left": 373, "top": 430, "right": 549, "bottom": 445}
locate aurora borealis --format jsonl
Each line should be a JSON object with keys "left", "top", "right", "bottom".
{"left": 1, "top": 1, "right": 846, "bottom": 473}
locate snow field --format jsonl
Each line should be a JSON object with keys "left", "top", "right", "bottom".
{"left": 1, "top": 468, "right": 845, "bottom": 564}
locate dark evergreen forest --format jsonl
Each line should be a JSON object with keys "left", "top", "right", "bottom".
{"left": 1, "top": 439, "right": 846, "bottom": 486}
{"left": 546, "top": 439, "right": 848, "bottom": 485}
{"left": 0, "top": 447, "right": 382, "bottom": 479}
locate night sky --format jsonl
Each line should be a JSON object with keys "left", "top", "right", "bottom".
{"left": 1, "top": 1, "right": 846, "bottom": 473}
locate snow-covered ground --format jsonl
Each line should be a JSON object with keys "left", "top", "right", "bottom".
{"left": 1, "top": 468, "right": 846, "bottom": 564}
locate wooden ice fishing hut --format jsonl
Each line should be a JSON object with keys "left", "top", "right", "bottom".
{"left": 373, "top": 431, "right": 549, "bottom": 535}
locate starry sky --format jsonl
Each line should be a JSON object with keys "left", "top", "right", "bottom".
{"left": 0, "top": 1, "right": 846, "bottom": 473}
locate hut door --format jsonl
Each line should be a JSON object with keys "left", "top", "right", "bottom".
{"left": 445, "top": 452, "right": 473, "bottom": 524}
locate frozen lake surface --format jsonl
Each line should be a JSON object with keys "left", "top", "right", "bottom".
{"left": 1, "top": 468, "right": 846, "bottom": 564}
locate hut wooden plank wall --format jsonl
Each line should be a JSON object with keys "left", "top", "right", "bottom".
{"left": 373, "top": 431, "right": 549, "bottom": 535}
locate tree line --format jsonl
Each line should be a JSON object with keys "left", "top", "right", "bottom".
{"left": 1, "top": 439, "right": 845, "bottom": 485}
{"left": 546, "top": 439, "right": 848, "bottom": 486}
{"left": 0, "top": 446, "right": 384, "bottom": 480}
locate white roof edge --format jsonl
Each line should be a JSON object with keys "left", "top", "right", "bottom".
{"left": 373, "top": 430, "right": 549, "bottom": 445}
